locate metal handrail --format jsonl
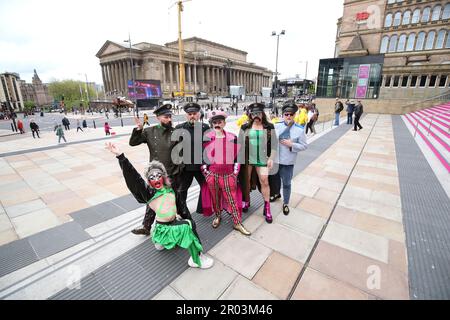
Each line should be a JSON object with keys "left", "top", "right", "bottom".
{"left": 413, "top": 109, "right": 450, "bottom": 138}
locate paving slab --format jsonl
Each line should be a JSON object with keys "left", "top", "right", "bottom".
{"left": 252, "top": 251, "right": 303, "bottom": 300}
{"left": 309, "top": 241, "right": 409, "bottom": 300}
{"left": 322, "top": 221, "right": 390, "bottom": 264}
{"left": 251, "top": 223, "right": 316, "bottom": 263}
{"left": 170, "top": 259, "right": 238, "bottom": 300}
{"left": 292, "top": 268, "right": 374, "bottom": 300}
{"left": 219, "top": 275, "right": 278, "bottom": 300}
{"left": 11, "top": 209, "right": 61, "bottom": 239}
{"left": 152, "top": 286, "right": 185, "bottom": 300}
{"left": 209, "top": 233, "right": 272, "bottom": 280}
{"left": 28, "top": 221, "right": 91, "bottom": 259}
{"left": 275, "top": 207, "right": 326, "bottom": 239}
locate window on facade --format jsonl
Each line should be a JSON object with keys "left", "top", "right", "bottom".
{"left": 385, "top": 13, "right": 393, "bottom": 27}
{"left": 443, "top": 4, "right": 450, "bottom": 19}
{"left": 415, "top": 32, "right": 426, "bottom": 50}
{"left": 385, "top": 76, "right": 392, "bottom": 87}
{"left": 393, "top": 76, "right": 400, "bottom": 87}
{"left": 420, "top": 75, "right": 427, "bottom": 87}
{"left": 389, "top": 35, "right": 398, "bottom": 52}
{"left": 429, "top": 75, "right": 438, "bottom": 87}
{"left": 406, "top": 33, "right": 416, "bottom": 51}
{"left": 439, "top": 75, "right": 448, "bottom": 87}
{"left": 436, "top": 30, "right": 447, "bottom": 49}
{"left": 446, "top": 32, "right": 450, "bottom": 48}
{"left": 394, "top": 12, "right": 402, "bottom": 26}
{"left": 397, "top": 34, "right": 407, "bottom": 52}
{"left": 412, "top": 9, "right": 421, "bottom": 23}
{"left": 388, "top": 0, "right": 395, "bottom": 3}
{"left": 422, "top": 7, "right": 431, "bottom": 23}
{"left": 432, "top": 5, "right": 442, "bottom": 21}
{"left": 410, "top": 75, "right": 418, "bottom": 87}
{"left": 380, "top": 36, "right": 389, "bottom": 53}
{"left": 402, "top": 11, "right": 411, "bottom": 25}
{"left": 402, "top": 76, "right": 409, "bottom": 87}
{"left": 425, "top": 31, "right": 436, "bottom": 50}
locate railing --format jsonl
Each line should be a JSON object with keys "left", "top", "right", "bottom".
{"left": 413, "top": 109, "right": 450, "bottom": 138}
{"left": 400, "top": 89, "right": 450, "bottom": 113}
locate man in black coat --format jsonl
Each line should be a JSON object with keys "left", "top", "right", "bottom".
{"left": 128, "top": 104, "right": 185, "bottom": 235}
{"left": 172, "top": 103, "right": 210, "bottom": 217}
{"left": 353, "top": 101, "right": 364, "bottom": 131}
{"left": 30, "top": 119, "right": 40, "bottom": 138}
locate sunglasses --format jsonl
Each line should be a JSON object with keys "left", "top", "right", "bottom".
{"left": 284, "top": 113, "right": 294, "bottom": 117}
{"left": 251, "top": 112, "right": 263, "bottom": 116}
{"left": 149, "top": 172, "right": 163, "bottom": 181}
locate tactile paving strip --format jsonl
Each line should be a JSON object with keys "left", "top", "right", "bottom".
{"left": 392, "top": 116, "right": 450, "bottom": 300}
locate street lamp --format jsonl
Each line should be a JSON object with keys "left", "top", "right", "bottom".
{"left": 124, "top": 34, "right": 138, "bottom": 117}
{"left": 272, "top": 30, "right": 285, "bottom": 115}
{"left": 299, "top": 61, "right": 308, "bottom": 95}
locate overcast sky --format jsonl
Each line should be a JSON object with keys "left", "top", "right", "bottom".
{"left": 0, "top": 0, "right": 344, "bottom": 85}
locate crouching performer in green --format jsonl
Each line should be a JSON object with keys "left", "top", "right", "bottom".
{"left": 106, "top": 142, "right": 214, "bottom": 269}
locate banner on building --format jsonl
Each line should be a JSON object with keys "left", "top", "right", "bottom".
{"left": 355, "top": 65, "right": 371, "bottom": 99}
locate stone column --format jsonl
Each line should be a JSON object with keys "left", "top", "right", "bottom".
{"left": 175, "top": 63, "right": 180, "bottom": 92}
{"left": 169, "top": 62, "right": 174, "bottom": 92}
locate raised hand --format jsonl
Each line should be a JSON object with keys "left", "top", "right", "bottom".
{"left": 134, "top": 117, "right": 143, "bottom": 130}
{"left": 105, "top": 142, "right": 122, "bottom": 156}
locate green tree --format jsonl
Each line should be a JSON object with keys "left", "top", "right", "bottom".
{"left": 24, "top": 101, "right": 35, "bottom": 111}
{"left": 48, "top": 80, "right": 96, "bottom": 111}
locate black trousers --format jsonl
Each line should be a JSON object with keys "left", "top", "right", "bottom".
{"left": 178, "top": 170, "right": 205, "bottom": 215}
{"left": 269, "top": 173, "right": 281, "bottom": 197}
{"left": 354, "top": 115, "right": 363, "bottom": 130}
{"left": 31, "top": 130, "right": 40, "bottom": 138}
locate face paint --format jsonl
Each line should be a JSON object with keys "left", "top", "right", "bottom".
{"left": 149, "top": 172, "right": 164, "bottom": 189}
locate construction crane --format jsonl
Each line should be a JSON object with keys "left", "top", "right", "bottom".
{"left": 169, "top": 0, "right": 191, "bottom": 98}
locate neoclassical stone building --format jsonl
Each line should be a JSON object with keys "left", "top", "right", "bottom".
{"left": 19, "top": 70, "right": 53, "bottom": 107}
{"left": 317, "top": 0, "right": 450, "bottom": 114}
{"left": 96, "top": 37, "right": 273, "bottom": 98}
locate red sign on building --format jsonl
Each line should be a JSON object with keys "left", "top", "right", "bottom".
{"left": 356, "top": 12, "right": 370, "bottom": 21}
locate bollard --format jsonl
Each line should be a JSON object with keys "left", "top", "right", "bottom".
{"left": 121, "top": 118, "right": 123, "bottom": 127}
{"left": 93, "top": 120, "right": 96, "bottom": 129}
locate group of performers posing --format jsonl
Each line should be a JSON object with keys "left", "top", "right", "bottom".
{"left": 106, "top": 101, "right": 307, "bottom": 269}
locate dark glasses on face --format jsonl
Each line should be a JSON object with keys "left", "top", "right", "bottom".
{"left": 284, "top": 113, "right": 294, "bottom": 117}
{"left": 149, "top": 172, "right": 162, "bottom": 181}
{"left": 251, "top": 112, "right": 263, "bottom": 117}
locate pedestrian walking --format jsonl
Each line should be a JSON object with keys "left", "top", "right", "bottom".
{"left": 294, "top": 104, "right": 308, "bottom": 127}
{"left": 353, "top": 100, "right": 364, "bottom": 131}
{"left": 104, "top": 122, "right": 111, "bottom": 136}
{"left": 346, "top": 99, "right": 355, "bottom": 125}
{"left": 56, "top": 124, "right": 66, "bottom": 143}
{"left": 29, "top": 119, "right": 40, "bottom": 138}
{"left": 76, "top": 119, "right": 83, "bottom": 132}
{"left": 306, "top": 104, "right": 317, "bottom": 135}
{"left": 17, "top": 119, "right": 25, "bottom": 134}
{"left": 62, "top": 116, "right": 70, "bottom": 130}
{"left": 143, "top": 113, "right": 150, "bottom": 126}
{"left": 334, "top": 98, "right": 344, "bottom": 126}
